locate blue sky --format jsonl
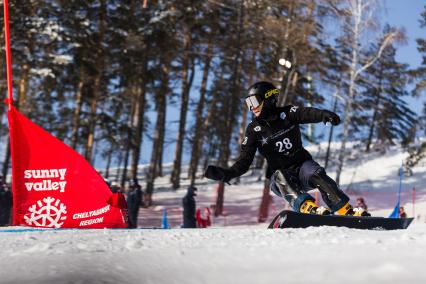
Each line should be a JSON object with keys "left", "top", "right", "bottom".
{"left": 136, "top": 1, "right": 426, "bottom": 168}
{"left": 385, "top": 0, "right": 424, "bottom": 69}
{"left": 385, "top": 0, "right": 425, "bottom": 114}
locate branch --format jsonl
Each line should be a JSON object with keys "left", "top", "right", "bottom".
{"left": 327, "top": 0, "right": 350, "bottom": 17}
{"left": 354, "top": 32, "right": 396, "bottom": 78}
{"left": 206, "top": 0, "right": 237, "bottom": 10}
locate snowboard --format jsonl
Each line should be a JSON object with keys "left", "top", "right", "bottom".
{"left": 268, "top": 210, "right": 413, "bottom": 230}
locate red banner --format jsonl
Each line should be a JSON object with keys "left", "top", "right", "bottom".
{"left": 8, "top": 106, "right": 128, "bottom": 228}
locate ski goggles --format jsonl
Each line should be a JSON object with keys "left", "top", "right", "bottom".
{"left": 245, "top": 95, "right": 262, "bottom": 111}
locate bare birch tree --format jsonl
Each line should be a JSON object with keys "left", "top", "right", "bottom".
{"left": 329, "top": 0, "right": 400, "bottom": 184}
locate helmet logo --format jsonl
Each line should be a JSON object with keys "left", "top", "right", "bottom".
{"left": 264, "top": 89, "right": 279, "bottom": 99}
{"left": 280, "top": 112, "right": 286, "bottom": 120}
{"left": 254, "top": 126, "right": 261, "bottom": 132}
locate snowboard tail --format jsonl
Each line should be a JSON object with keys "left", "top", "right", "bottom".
{"left": 269, "top": 210, "right": 413, "bottom": 230}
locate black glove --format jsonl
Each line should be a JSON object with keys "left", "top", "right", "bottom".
{"left": 204, "top": 165, "right": 231, "bottom": 183}
{"left": 322, "top": 110, "right": 340, "bottom": 126}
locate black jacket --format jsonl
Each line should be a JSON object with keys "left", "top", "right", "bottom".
{"left": 182, "top": 188, "right": 197, "bottom": 228}
{"left": 228, "top": 105, "right": 331, "bottom": 179}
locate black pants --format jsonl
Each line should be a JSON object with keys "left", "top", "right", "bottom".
{"left": 270, "top": 160, "right": 349, "bottom": 212}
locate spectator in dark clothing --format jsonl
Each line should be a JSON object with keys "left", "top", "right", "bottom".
{"left": 0, "top": 178, "right": 12, "bottom": 226}
{"left": 0, "top": 176, "right": 3, "bottom": 193}
{"left": 182, "top": 186, "right": 197, "bottom": 228}
{"left": 126, "top": 179, "right": 142, "bottom": 229}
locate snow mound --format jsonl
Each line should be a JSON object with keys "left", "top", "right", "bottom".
{"left": 1, "top": 226, "right": 426, "bottom": 284}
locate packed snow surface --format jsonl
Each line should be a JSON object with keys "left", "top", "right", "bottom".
{"left": 1, "top": 225, "right": 426, "bottom": 284}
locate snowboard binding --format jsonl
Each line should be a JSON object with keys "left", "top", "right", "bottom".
{"left": 336, "top": 202, "right": 371, "bottom": 217}
{"left": 300, "top": 200, "right": 331, "bottom": 215}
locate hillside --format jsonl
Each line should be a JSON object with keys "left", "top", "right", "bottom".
{"left": 135, "top": 141, "right": 426, "bottom": 228}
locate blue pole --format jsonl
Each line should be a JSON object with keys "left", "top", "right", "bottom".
{"left": 161, "top": 208, "right": 170, "bottom": 229}
{"left": 389, "top": 162, "right": 403, "bottom": 218}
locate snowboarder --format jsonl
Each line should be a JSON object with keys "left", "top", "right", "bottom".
{"left": 205, "top": 81, "right": 368, "bottom": 216}
{"left": 182, "top": 186, "right": 197, "bottom": 228}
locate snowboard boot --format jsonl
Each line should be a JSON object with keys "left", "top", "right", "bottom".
{"left": 335, "top": 202, "right": 371, "bottom": 217}
{"left": 308, "top": 168, "right": 351, "bottom": 213}
{"left": 300, "top": 200, "right": 331, "bottom": 215}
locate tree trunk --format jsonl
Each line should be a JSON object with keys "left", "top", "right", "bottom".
{"left": 215, "top": 1, "right": 245, "bottom": 216}
{"left": 121, "top": 91, "right": 138, "bottom": 188}
{"left": 235, "top": 59, "right": 255, "bottom": 184}
{"left": 104, "top": 147, "right": 113, "bottom": 179}
{"left": 130, "top": 63, "right": 148, "bottom": 182}
{"left": 70, "top": 71, "right": 85, "bottom": 150}
{"left": 202, "top": 139, "right": 216, "bottom": 173}
{"left": 85, "top": 0, "right": 106, "bottom": 162}
{"left": 324, "top": 92, "right": 338, "bottom": 170}
{"left": 145, "top": 62, "right": 169, "bottom": 204}
{"left": 335, "top": 1, "right": 361, "bottom": 185}
{"left": 365, "top": 92, "right": 381, "bottom": 152}
{"left": 17, "top": 64, "right": 29, "bottom": 110}
{"left": 238, "top": 53, "right": 256, "bottom": 145}
{"left": 170, "top": 25, "right": 194, "bottom": 189}
{"left": 335, "top": 77, "right": 355, "bottom": 185}
{"left": 156, "top": 67, "right": 169, "bottom": 181}
{"left": 115, "top": 150, "right": 123, "bottom": 184}
{"left": 366, "top": 67, "right": 383, "bottom": 152}
{"left": 188, "top": 42, "right": 213, "bottom": 186}
{"left": 157, "top": 149, "right": 163, "bottom": 177}
{"left": 198, "top": 91, "right": 217, "bottom": 174}
{"left": 116, "top": 0, "right": 137, "bottom": 186}
{"left": 130, "top": 86, "right": 146, "bottom": 182}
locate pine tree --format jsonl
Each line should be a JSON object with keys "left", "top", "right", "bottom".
{"left": 410, "top": 5, "right": 426, "bottom": 134}
{"left": 361, "top": 27, "right": 417, "bottom": 151}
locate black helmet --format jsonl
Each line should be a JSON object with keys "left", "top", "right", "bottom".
{"left": 129, "top": 179, "right": 141, "bottom": 190}
{"left": 246, "top": 81, "right": 279, "bottom": 118}
{"left": 187, "top": 186, "right": 197, "bottom": 196}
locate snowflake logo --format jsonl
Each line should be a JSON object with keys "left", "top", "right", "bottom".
{"left": 24, "top": 197, "right": 67, "bottom": 228}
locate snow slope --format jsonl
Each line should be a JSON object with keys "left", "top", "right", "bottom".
{"left": 1, "top": 226, "right": 426, "bottom": 284}
{"left": 2, "top": 143, "right": 426, "bottom": 284}
{"left": 136, "top": 142, "right": 426, "bottom": 228}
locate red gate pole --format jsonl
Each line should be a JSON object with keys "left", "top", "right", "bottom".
{"left": 3, "top": 0, "right": 14, "bottom": 109}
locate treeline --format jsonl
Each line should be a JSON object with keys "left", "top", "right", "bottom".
{"left": 0, "top": 1, "right": 424, "bottom": 205}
